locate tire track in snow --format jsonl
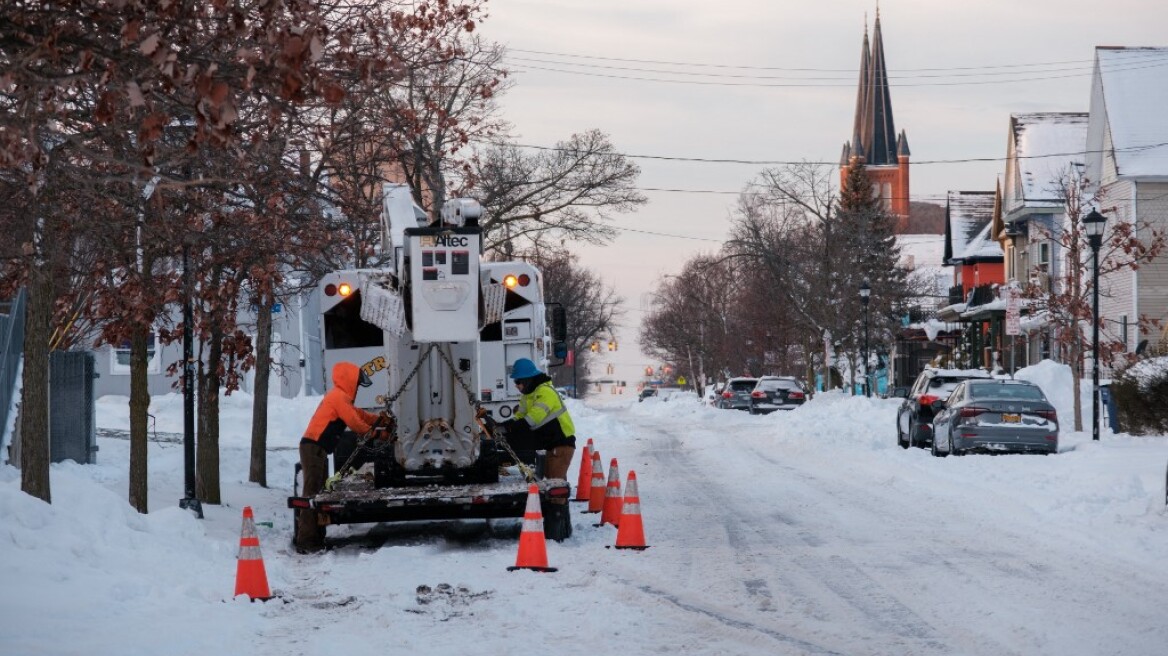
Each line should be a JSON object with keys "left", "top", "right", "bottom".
{"left": 622, "top": 413, "right": 965, "bottom": 655}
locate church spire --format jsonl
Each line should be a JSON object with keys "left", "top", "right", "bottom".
{"left": 865, "top": 11, "right": 898, "bottom": 165}
{"left": 841, "top": 8, "right": 911, "bottom": 223}
{"left": 850, "top": 24, "right": 871, "bottom": 161}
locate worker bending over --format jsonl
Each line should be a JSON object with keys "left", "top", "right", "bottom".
{"left": 296, "top": 362, "right": 390, "bottom": 553}
{"left": 499, "top": 358, "right": 577, "bottom": 488}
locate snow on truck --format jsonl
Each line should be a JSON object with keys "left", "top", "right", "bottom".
{"left": 288, "top": 185, "right": 573, "bottom": 541}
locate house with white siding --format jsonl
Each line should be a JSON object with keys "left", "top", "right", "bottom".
{"left": 1083, "top": 46, "right": 1168, "bottom": 359}
{"left": 998, "top": 112, "right": 1089, "bottom": 365}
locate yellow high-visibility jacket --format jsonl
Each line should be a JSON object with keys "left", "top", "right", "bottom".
{"left": 514, "top": 379, "right": 576, "bottom": 448}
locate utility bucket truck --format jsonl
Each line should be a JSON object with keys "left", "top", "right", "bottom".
{"left": 288, "top": 186, "right": 572, "bottom": 541}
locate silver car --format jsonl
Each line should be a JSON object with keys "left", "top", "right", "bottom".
{"left": 930, "top": 379, "right": 1058, "bottom": 456}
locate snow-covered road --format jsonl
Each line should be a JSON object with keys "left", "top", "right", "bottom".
{"left": 4, "top": 363, "right": 1168, "bottom": 656}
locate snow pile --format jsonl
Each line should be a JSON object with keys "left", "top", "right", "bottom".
{"left": 1121, "top": 355, "right": 1168, "bottom": 393}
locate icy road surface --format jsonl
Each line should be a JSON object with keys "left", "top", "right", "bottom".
{"left": 4, "top": 373, "right": 1168, "bottom": 656}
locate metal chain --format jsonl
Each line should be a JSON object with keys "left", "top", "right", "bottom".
{"left": 329, "top": 344, "right": 438, "bottom": 484}
{"left": 433, "top": 345, "right": 536, "bottom": 482}
{"left": 329, "top": 342, "right": 535, "bottom": 486}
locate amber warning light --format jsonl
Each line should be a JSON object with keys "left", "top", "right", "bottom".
{"left": 324, "top": 282, "right": 354, "bottom": 297}
{"left": 503, "top": 274, "right": 531, "bottom": 289}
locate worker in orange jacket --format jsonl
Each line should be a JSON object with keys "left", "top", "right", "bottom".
{"left": 295, "top": 361, "right": 390, "bottom": 553}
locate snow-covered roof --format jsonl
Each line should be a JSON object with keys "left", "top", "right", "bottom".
{"left": 896, "top": 234, "right": 946, "bottom": 269}
{"left": 1087, "top": 47, "right": 1168, "bottom": 180}
{"left": 1006, "top": 113, "right": 1089, "bottom": 216}
{"left": 944, "top": 191, "right": 999, "bottom": 263}
{"left": 961, "top": 221, "right": 1004, "bottom": 261}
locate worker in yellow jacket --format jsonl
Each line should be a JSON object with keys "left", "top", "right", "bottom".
{"left": 499, "top": 358, "right": 577, "bottom": 484}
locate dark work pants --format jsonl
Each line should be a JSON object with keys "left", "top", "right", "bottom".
{"left": 296, "top": 440, "right": 328, "bottom": 549}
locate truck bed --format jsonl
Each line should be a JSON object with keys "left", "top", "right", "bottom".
{"left": 288, "top": 470, "right": 571, "bottom": 525}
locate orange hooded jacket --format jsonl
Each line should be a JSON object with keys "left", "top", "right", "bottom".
{"left": 302, "top": 362, "right": 380, "bottom": 452}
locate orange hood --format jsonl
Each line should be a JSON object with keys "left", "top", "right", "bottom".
{"left": 332, "top": 362, "right": 361, "bottom": 400}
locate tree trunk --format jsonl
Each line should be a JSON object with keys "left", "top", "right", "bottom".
{"left": 1071, "top": 335, "right": 1083, "bottom": 433}
{"left": 20, "top": 259, "right": 52, "bottom": 503}
{"left": 249, "top": 293, "right": 272, "bottom": 487}
{"left": 196, "top": 325, "right": 222, "bottom": 504}
{"left": 128, "top": 327, "right": 150, "bottom": 513}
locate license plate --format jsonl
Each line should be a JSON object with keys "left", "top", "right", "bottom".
{"left": 1002, "top": 413, "right": 1021, "bottom": 423}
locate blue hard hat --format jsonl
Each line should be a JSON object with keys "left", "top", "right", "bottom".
{"left": 510, "top": 358, "right": 543, "bottom": 380}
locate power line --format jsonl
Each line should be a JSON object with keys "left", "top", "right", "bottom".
{"left": 505, "top": 52, "right": 1168, "bottom": 83}
{"left": 475, "top": 138, "right": 1168, "bottom": 168}
{"left": 508, "top": 58, "right": 1168, "bottom": 89}
{"left": 508, "top": 47, "right": 1168, "bottom": 74}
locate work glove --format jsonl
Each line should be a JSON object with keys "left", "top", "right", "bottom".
{"left": 376, "top": 411, "right": 397, "bottom": 434}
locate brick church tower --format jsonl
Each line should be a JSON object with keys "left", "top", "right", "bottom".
{"left": 840, "top": 10, "right": 911, "bottom": 231}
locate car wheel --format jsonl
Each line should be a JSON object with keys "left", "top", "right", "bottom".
{"left": 931, "top": 432, "right": 948, "bottom": 458}
{"left": 749, "top": 407, "right": 758, "bottom": 415}
{"left": 948, "top": 434, "right": 962, "bottom": 456}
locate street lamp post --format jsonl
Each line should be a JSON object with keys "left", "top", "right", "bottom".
{"left": 860, "top": 280, "right": 871, "bottom": 398}
{"left": 1084, "top": 209, "right": 1107, "bottom": 442}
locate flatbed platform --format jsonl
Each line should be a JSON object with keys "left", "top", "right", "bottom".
{"left": 288, "top": 470, "right": 571, "bottom": 525}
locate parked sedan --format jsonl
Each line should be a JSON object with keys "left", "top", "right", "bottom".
{"left": 930, "top": 379, "right": 1058, "bottom": 457}
{"left": 749, "top": 376, "right": 806, "bottom": 414}
{"left": 718, "top": 377, "right": 758, "bottom": 411}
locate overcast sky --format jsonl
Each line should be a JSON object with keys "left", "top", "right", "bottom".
{"left": 478, "top": 0, "right": 1168, "bottom": 383}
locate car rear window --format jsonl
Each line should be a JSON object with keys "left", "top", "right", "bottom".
{"left": 729, "top": 380, "right": 757, "bottom": 392}
{"left": 759, "top": 380, "right": 799, "bottom": 391}
{"left": 967, "top": 383, "right": 1046, "bottom": 401}
{"left": 928, "top": 378, "right": 965, "bottom": 393}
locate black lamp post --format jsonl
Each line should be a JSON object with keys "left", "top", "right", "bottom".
{"left": 1084, "top": 209, "right": 1107, "bottom": 441}
{"left": 860, "top": 279, "right": 871, "bottom": 398}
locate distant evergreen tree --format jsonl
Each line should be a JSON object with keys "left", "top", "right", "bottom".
{"left": 836, "top": 163, "right": 910, "bottom": 364}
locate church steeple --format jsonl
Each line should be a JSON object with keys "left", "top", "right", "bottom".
{"left": 841, "top": 8, "right": 911, "bottom": 224}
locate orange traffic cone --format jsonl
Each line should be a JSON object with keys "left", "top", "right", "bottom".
{"left": 234, "top": 506, "right": 273, "bottom": 600}
{"left": 508, "top": 485, "right": 558, "bottom": 572}
{"left": 613, "top": 471, "right": 649, "bottom": 550}
{"left": 585, "top": 451, "right": 605, "bottom": 514}
{"left": 573, "top": 439, "right": 594, "bottom": 503}
{"left": 596, "top": 458, "right": 623, "bottom": 528}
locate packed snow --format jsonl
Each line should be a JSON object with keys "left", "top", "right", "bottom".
{"left": 3, "top": 360, "right": 1168, "bottom": 656}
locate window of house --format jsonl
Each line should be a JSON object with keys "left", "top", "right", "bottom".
{"left": 1036, "top": 242, "right": 1051, "bottom": 269}
{"left": 110, "top": 332, "right": 161, "bottom": 375}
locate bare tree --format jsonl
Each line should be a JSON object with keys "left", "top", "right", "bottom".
{"left": 1022, "top": 170, "right": 1166, "bottom": 430}
{"left": 473, "top": 130, "right": 646, "bottom": 257}
{"left": 640, "top": 256, "right": 741, "bottom": 392}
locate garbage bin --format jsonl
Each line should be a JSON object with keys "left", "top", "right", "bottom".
{"left": 1098, "top": 383, "right": 1120, "bottom": 434}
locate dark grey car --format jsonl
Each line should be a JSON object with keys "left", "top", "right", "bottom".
{"left": 749, "top": 376, "right": 806, "bottom": 414}
{"left": 931, "top": 380, "right": 1059, "bottom": 456}
{"left": 718, "top": 377, "right": 758, "bottom": 411}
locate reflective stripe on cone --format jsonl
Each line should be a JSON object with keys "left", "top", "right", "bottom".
{"left": 613, "top": 471, "right": 649, "bottom": 550}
